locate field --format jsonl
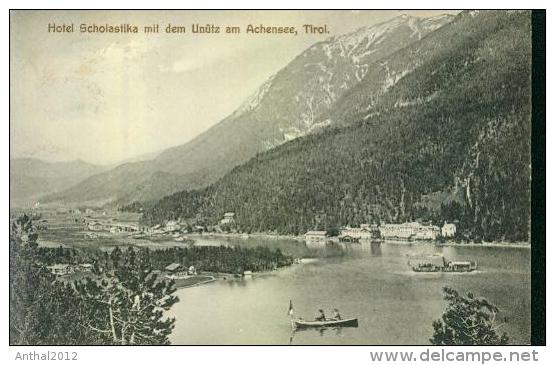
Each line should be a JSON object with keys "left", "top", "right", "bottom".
{"left": 12, "top": 209, "right": 154, "bottom": 250}
{"left": 11, "top": 208, "right": 311, "bottom": 257}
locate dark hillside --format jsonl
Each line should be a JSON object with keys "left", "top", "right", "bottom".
{"left": 143, "top": 11, "right": 531, "bottom": 242}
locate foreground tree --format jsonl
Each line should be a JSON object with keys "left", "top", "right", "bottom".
{"left": 10, "top": 214, "right": 178, "bottom": 345}
{"left": 431, "top": 286, "right": 509, "bottom": 345}
{"left": 75, "top": 247, "right": 179, "bottom": 344}
{"left": 10, "top": 215, "right": 88, "bottom": 344}
{"left": 10, "top": 215, "right": 47, "bottom": 344}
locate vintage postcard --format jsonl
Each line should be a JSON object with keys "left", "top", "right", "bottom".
{"left": 9, "top": 9, "right": 539, "bottom": 347}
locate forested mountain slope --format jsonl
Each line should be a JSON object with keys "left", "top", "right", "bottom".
{"left": 45, "top": 14, "right": 453, "bottom": 206}
{"left": 142, "top": 11, "right": 531, "bottom": 242}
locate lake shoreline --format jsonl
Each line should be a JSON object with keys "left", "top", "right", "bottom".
{"left": 37, "top": 230, "right": 530, "bottom": 252}
{"left": 188, "top": 232, "right": 531, "bottom": 249}
{"left": 189, "top": 232, "right": 304, "bottom": 242}
{"left": 173, "top": 259, "right": 315, "bottom": 290}
{"left": 167, "top": 240, "right": 531, "bottom": 345}
{"left": 383, "top": 239, "right": 530, "bottom": 249}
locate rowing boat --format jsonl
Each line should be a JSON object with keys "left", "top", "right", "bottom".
{"left": 293, "top": 318, "right": 358, "bottom": 329}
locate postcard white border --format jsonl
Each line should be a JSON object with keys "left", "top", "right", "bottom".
{"left": 1, "top": 0, "right": 550, "bottom": 364}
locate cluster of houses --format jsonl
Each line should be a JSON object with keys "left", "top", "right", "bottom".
{"left": 148, "top": 220, "right": 204, "bottom": 236}
{"left": 58, "top": 207, "right": 108, "bottom": 216}
{"left": 84, "top": 212, "right": 238, "bottom": 239}
{"left": 86, "top": 218, "right": 202, "bottom": 240}
{"left": 380, "top": 222, "right": 441, "bottom": 240}
{"left": 46, "top": 263, "right": 93, "bottom": 276}
{"left": 148, "top": 212, "right": 236, "bottom": 237}
{"left": 305, "top": 221, "right": 457, "bottom": 245}
{"left": 87, "top": 220, "right": 143, "bottom": 234}
{"left": 338, "top": 224, "right": 381, "bottom": 242}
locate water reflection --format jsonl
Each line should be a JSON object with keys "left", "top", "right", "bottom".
{"left": 168, "top": 241, "right": 531, "bottom": 345}
{"left": 306, "top": 241, "right": 348, "bottom": 257}
{"left": 289, "top": 325, "right": 345, "bottom": 345}
{"left": 370, "top": 241, "right": 382, "bottom": 256}
{"left": 306, "top": 240, "right": 384, "bottom": 257}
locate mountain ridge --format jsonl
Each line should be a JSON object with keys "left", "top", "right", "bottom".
{"left": 142, "top": 10, "right": 531, "bottom": 242}
{"left": 10, "top": 158, "right": 107, "bottom": 206}
{"left": 43, "top": 14, "right": 454, "bottom": 206}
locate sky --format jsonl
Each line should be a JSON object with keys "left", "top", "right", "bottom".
{"left": 10, "top": 10, "right": 458, "bottom": 165}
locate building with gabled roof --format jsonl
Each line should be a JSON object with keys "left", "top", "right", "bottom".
{"left": 304, "top": 230, "right": 328, "bottom": 246}
{"left": 165, "top": 263, "right": 182, "bottom": 272}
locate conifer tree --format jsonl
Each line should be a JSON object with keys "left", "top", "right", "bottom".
{"left": 75, "top": 247, "right": 179, "bottom": 345}
{"left": 430, "top": 286, "right": 509, "bottom": 345}
{"left": 9, "top": 215, "right": 86, "bottom": 344}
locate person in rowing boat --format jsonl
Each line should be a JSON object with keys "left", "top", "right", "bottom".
{"left": 332, "top": 308, "right": 342, "bottom": 321}
{"left": 315, "top": 309, "right": 326, "bottom": 321}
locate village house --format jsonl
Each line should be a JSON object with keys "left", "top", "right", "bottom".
{"left": 164, "top": 263, "right": 190, "bottom": 279}
{"left": 304, "top": 230, "right": 329, "bottom": 245}
{"left": 441, "top": 222, "right": 457, "bottom": 238}
{"left": 88, "top": 220, "right": 140, "bottom": 233}
{"left": 109, "top": 224, "right": 132, "bottom": 233}
{"left": 88, "top": 221, "right": 103, "bottom": 231}
{"left": 47, "top": 264, "right": 74, "bottom": 276}
{"left": 77, "top": 263, "right": 93, "bottom": 272}
{"left": 220, "top": 212, "right": 236, "bottom": 225}
{"left": 165, "top": 220, "right": 181, "bottom": 232}
{"left": 340, "top": 226, "right": 373, "bottom": 241}
{"left": 379, "top": 223, "right": 414, "bottom": 240}
{"left": 413, "top": 225, "right": 441, "bottom": 240}
{"left": 379, "top": 222, "right": 441, "bottom": 241}
{"left": 116, "top": 223, "right": 140, "bottom": 232}
{"left": 46, "top": 263, "right": 93, "bottom": 276}
{"left": 165, "top": 263, "right": 182, "bottom": 273}
{"left": 339, "top": 234, "right": 359, "bottom": 243}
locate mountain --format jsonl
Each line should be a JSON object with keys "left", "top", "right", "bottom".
{"left": 45, "top": 14, "right": 454, "bottom": 206}
{"left": 142, "top": 10, "right": 532, "bottom": 242}
{"left": 9, "top": 158, "right": 106, "bottom": 206}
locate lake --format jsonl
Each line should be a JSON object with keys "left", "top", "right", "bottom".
{"left": 168, "top": 239, "right": 531, "bottom": 345}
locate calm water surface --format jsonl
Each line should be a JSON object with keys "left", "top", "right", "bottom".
{"left": 168, "top": 240, "right": 530, "bottom": 345}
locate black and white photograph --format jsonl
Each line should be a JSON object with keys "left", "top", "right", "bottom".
{"left": 7, "top": 6, "right": 544, "bottom": 352}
